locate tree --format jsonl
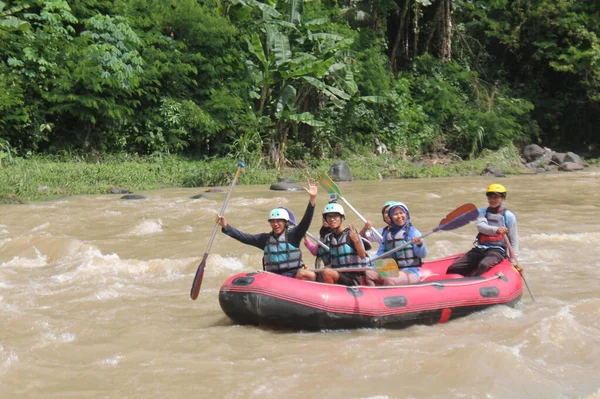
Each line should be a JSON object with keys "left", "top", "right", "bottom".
{"left": 225, "top": 0, "right": 358, "bottom": 166}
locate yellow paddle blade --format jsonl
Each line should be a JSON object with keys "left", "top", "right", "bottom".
{"left": 372, "top": 258, "right": 399, "bottom": 277}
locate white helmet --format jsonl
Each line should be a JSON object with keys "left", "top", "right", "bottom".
{"left": 268, "top": 208, "right": 290, "bottom": 221}
{"left": 322, "top": 202, "right": 345, "bottom": 216}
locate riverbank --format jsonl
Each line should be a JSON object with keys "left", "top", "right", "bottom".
{"left": 0, "top": 147, "right": 597, "bottom": 203}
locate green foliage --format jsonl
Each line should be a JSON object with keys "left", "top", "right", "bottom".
{"left": 402, "top": 54, "right": 533, "bottom": 158}
{"left": 226, "top": 0, "right": 359, "bottom": 166}
{"left": 0, "top": 1, "right": 30, "bottom": 32}
{"left": 0, "top": 0, "right": 598, "bottom": 162}
{"left": 459, "top": 0, "right": 600, "bottom": 150}
{"left": 0, "top": 137, "right": 17, "bottom": 167}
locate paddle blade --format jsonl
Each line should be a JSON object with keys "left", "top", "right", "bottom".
{"left": 437, "top": 203, "right": 479, "bottom": 231}
{"left": 372, "top": 258, "right": 399, "bottom": 277}
{"left": 190, "top": 253, "right": 209, "bottom": 300}
{"left": 319, "top": 174, "right": 342, "bottom": 197}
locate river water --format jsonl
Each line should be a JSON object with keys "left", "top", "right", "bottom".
{"left": 1, "top": 170, "right": 599, "bottom": 398}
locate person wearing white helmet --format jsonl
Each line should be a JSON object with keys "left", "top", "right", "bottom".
{"left": 360, "top": 200, "right": 400, "bottom": 244}
{"left": 364, "top": 202, "right": 427, "bottom": 286}
{"left": 296, "top": 202, "right": 369, "bottom": 285}
{"left": 216, "top": 178, "right": 318, "bottom": 278}
{"left": 447, "top": 183, "right": 518, "bottom": 276}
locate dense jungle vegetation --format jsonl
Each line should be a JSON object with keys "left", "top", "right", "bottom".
{"left": 1, "top": 0, "right": 599, "bottom": 170}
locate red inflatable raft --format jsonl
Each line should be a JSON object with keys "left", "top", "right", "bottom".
{"left": 218, "top": 254, "right": 523, "bottom": 330}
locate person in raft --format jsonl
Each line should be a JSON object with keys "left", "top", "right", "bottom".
{"left": 296, "top": 202, "right": 369, "bottom": 285}
{"left": 446, "top": 183, "right": 518, "bottom": 276}
{"left": 364, "top": 202, "right": 428, "bottom": 286}
{"left": 303, "top": 219, "right": 332, "bottom": 268}
{"left": 359, "top": 200, "right": 399, "bottom": 244}
{"left": 215, "top": 178, "right": 318, "bottom": 278}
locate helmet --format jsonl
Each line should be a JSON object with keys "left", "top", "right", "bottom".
{"left": 276, "top": 207, "right": 297, "bottom": 225}
{"left": 322, "top": 202, "right": 345, "bottom": 216}
{"left": 388, "top": 203, "right": 410, "bottom": 221}
{"left": 382, "top": 201, "right": 400, "bottom": 214}
{"left": 268, "top": 208, "right": 290, "bottom": 221}
{"left": 486, "top": 183, "right": 507, "bottom": 197}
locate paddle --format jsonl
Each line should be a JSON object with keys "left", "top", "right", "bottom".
{"left": 372, "top": 203, "right": 479, "bottom": 262}
{"left": 504, "top": 234, "right": 536, "bottom": 302}
{"left": 319, "top": 174, "right": 383, "bottom": 240}
{"left": 190, "top": 162, "right": 245, "bottom": 300}
{"left": 310, "top": 258, "right": 400, "bottom": 277}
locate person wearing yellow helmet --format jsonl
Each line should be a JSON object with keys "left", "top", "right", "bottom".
{"left": 216, "top": 178, "right": 319, "bottom": 278}
{"left": 447, "top": 183, "right": 519, "bottom": 276}
{"left": 486, "top": 183, "right": 507, "bottom": 197}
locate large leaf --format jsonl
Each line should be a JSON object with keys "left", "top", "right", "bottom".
{"left": 249, "top": 0, "right": 281, "bottom": 19}
{"left": 280, "top": 85, "right": 297, "bottom": 108}
{"left": 360, "top": 96, "right": 388, "bottom": 104}
{"left": 309, "top": 33, "right": 345, "bottom": 42}
{"left": 286, "top": 58, "right": 335, "bottom": 78}
{"left": 302, "top": 76, "right": 326, "bottom": 90}
{"left": 271, "top": 31, "right": 291, "bottom": 66}
{"left": 247, "top": 33, "right": 268, "bottom": 68}
{"left": 286, "top": 112, "right": 325, "bottom": 126}
{"left": 286, "top": 0, "right": 303, "bottom": 25}
{"left": 0, "top": 18, "right": 30, "bottom": 31}
{"left": 303, "top": 18, "right": 329, "bottom": 27}
{"left": 342, "top": 67, "right": 358, "bottom": 96}
{"left": 325, "top": 85, "right": 351, "bottom": 101}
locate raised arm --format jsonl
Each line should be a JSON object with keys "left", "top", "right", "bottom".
{"left": 217, "top": 214, "right": 267, "bottom": 250}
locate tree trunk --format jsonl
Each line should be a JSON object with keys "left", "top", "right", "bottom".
{"left": 440, "top": 0, "right": 453, "bottom": 62}
{"left": 269, "top": 125, "right": 290, "bottom": 168}
{"left": 390, "top": 0, "right": 410, "bottom": 75}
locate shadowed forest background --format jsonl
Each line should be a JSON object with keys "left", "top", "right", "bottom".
{"left": 1, "top": 0, "right": 599, "bottom": 169}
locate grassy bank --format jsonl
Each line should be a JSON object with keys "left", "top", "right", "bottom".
{"left": 0, "top": 145, "right": 586, "bottom": 204}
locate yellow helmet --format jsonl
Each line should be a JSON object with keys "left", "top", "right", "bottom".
{"left": 486, "top": 183, "right": 507, "bottom": 197}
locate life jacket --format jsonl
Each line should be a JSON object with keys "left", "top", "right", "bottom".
{"left": 381, "top": 223, "right": 422, "bottom": 268}
{"left": 475, "top": 208, "right": 508, "bottom": 250}
{"left": 316, "top": 242, "right": 331, "bottom": 266}
{"left": 323, "top": 228, "right": 364, "bottom": 269}
{"left": 262, "top": 230, "right": 303, "bottom": 273}
{"left": 314, "top": 227, "right": 332, "bottom": 266}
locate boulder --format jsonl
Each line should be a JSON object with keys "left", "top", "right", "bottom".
{"left": 558, "top": 162, "right": 584, "bottom": 172}
{"left": 190, "top": 194, "right": 210, "bottom": 199}
{"left": 551, "top": 152, "right": 566, "bottom": 165}
{"left": 119, "top": 194, "right": 148, "bottom": 200}
{"left": 328, "top": 161, "right": 352, "bottom": 182}
{"left": 110, "top": 186, "right": 132, "bottom": 194}
{"left": 564, "top": 152, "right": 583, "bottom": 165}
{"left": 270, "top": 177, "right": 302, "bottom": 191}
{"left": 481, "top": 166, "right": 505, "bottom": 177}
{"left": 522, "top": 144, "right": 545, "bottom": 163}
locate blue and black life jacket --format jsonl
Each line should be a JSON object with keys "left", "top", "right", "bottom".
{"left": 323, "top": 228, "right": 363, "bottom": 269}
{"left": 381, "top": 223, "right": 422, "bottom": 268}
{"left": 262, "top": 230, "right": 303, "bottom": 273}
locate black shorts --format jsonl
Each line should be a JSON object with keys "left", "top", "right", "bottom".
{"left": 280, "top": 268, "right": 301, "bottom": 278}
{"left": 336, "top": 272, "right": 361, "bottom": 286}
